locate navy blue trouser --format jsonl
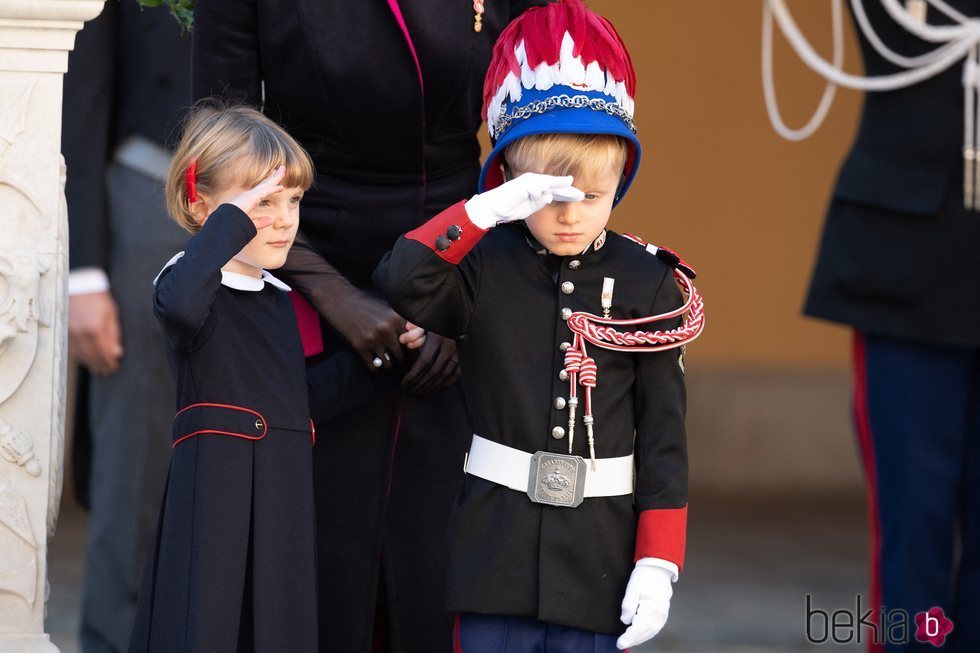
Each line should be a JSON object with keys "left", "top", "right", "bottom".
{"left": 454, "top": 613, "right": 621, "bottom": 653}
{"left": 854, "top": 333, "right": 980, "bottom": 653}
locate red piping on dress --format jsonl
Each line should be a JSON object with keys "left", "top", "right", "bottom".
{"left": 172, "top": 402, "right": 268, "bottom": 447}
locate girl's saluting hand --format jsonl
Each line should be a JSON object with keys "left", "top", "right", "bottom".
{"left": 230, "top": 166, "right": 287, "bottom": 229}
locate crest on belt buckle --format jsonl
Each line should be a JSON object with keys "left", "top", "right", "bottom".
{"left": 528, "top": 451, "right": 587, "bottom": 508}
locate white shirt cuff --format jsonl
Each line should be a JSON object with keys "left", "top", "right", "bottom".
{"left": 68, "top": 267, "right": 110, "bottom": 296}
{"left": 636, "top": 557, "right": 680, "bottom": 582}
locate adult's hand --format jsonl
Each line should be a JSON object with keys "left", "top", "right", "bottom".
{"left": 326, "top": 286, "right": 407, "bottom": 371}
{"left": 402, "top": 332, "right": 460, "bottom": 397}
{"left": 68, "top": 291, "right": 123, "bottom": 376}
{"left": 280, "top": 234, "right": 413, "bottom": 371}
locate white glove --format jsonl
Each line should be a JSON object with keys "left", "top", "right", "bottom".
{"left": 464, "top": 173, "right": 585, "bottom": 229}
{"left": 616, "top": 558, "right": 677, "bottom": 650}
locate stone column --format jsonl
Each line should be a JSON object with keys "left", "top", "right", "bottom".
{"left": 0, "top": 1, "right": 105, "bottom": 651}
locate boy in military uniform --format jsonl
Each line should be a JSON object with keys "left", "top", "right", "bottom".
{"left": 374, "top": 1, "right": 704, "bottom": 650}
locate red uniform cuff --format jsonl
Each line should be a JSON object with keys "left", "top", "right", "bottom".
{"left": 635, "top": 505, "right": 688, "bottom": 571}
{"left": 405, "top": 200, "right": 487, "bottom": 264}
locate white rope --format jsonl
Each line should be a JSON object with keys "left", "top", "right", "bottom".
{"left": 972, "top": 45, "right": 980, "bottom": 208}
{"left": 850, "top": 0, "right": 966, "bottom": 68}
{"left": 878, "top": 0, "right": 973, "bottom": 41}
{"left": 762, "top": 0, "right": 980, "bottom": 209}
{"left": 761, "top": 0, "right": 843, "bottom": 140}
{"left": 763, "top": 0, "right": 977, "bottom": 93}
{"left": 964, "top": 46, "right": 976, "bottom": 208}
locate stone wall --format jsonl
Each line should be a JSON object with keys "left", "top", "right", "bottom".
{"left": 0, "top": 2, "right": 104, "bottom": 651}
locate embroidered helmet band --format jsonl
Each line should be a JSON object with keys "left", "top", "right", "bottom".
{"left": 479, "top": 0, "right": 641, "bottom": 204}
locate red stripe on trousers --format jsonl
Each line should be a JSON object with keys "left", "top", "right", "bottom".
{"left": 853, "top": 332, "right": 884, "bottom": 653}
{"left": 453, "top": 613, "right": 462, "bottom": 653}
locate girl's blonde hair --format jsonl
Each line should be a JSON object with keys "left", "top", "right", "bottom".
{"left": 503, "top": 133, "right": 628, "bottom": 185}
{"left": 165, "top": 100, "right": 315, "bottom": 233}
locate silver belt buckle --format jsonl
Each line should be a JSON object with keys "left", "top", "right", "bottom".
{"left": 527, "top": 451, "right": 587, "bottom": 508}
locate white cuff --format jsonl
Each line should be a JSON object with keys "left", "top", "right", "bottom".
{"left": 637, "top": 557, "right": 680, "bottom": 582}
{"left": 68, "top": 267, "right": 110, "bottom": 296}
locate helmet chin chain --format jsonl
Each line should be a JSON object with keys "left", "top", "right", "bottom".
{"left": 762, "top": 0, "right": 980, "bottom": 210}
{"left": 561, "top": 259, "right": 705, "bottom": 470}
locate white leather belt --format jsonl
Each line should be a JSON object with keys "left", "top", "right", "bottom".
{"left": 114, "top": 134, "right": 171, "bottom": 183}
{"left": 465, "top": 434, "right": 634, "bottom": 506}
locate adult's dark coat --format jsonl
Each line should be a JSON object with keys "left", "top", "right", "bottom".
{"left": 65, "top": 2, "right": 189, "bottom": 273}
{"left": 805, "top": 0, "right": 980, "bottom": 346}
{"left": 192, "top": 2, "right": 546, "bottom": 651}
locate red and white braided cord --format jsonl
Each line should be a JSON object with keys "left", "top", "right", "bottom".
{"left": 566, "top": 269, "right": 705, "bottom": 353}
{"left": 560, "top": 270, "right": 705, "bottom": 463}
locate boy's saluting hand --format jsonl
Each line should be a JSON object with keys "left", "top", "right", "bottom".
{"left": 464, "top": 173, "right": 585, "bottom": 229}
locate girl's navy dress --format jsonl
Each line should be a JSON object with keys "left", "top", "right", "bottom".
{"left": 129, "top": 205, "right": 375, "bottom": 653}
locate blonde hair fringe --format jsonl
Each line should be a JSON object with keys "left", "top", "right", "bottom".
{"left": 502, "top": 133, "right": 628, "bottom": 184}
{"left": 165, "top": 100, "right": 315, "bottom": 233}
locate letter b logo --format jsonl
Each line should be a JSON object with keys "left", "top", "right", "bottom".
{"left": 915, "top": 607, "right": 953, "bottom": 647}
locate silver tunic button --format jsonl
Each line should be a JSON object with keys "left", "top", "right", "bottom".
{"left": 559, "top": 341, "right": 571, "bottom": 352}
{"left": 551, "top": 426, "right": 566, "bottom": 439}
{"left": 554, "top": 397, "right": 567, "bottom": 410}
{"left": 560, "top": 308, "right": 572, "bottom": 320}
{"left": 559, "top": 370, "right": 569, "bottom": 381}
{"left": 561, "top": 281, "right": 575, "bottom": 295}
{"left": 568, "top": 260, "right": 581, "bottom": 270}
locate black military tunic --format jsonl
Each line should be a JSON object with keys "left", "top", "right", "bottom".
{"left": 130, "top": 206, "right": 376, "bottom": 653}
{"left": 805, "top": 0, "right": 980, "bottom": 346}
{"left": 374, "top": 202, "right": 689, "bottom": 635}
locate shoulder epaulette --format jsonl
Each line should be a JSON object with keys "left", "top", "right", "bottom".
{"left": 620, "top": 233, "right": 697, "bottom": 279}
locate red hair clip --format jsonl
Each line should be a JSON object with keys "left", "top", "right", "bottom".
{"left": 185, "top": 159, "right": 198, "bottom": 203}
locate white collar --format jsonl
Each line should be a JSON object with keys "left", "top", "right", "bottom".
{"left": 153, "top": 252, "right": 292, "bottom": 292}
{"left": 221, "top": 269, "right": 292, "bottom": 291}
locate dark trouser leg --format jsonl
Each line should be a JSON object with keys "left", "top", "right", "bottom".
{"left": 385, "top": 382, "right": 470, "bottom": 653}
{"left": 455, "top": 614, "right": 544, "bottom": 653}
{"left": 950, "top": 350, "right": 980, "bottom": 653}
{"left": 454, "top": 614, "right": 618, "bottom": 653}
{"left": 857, "top": 333, "right": 971, "bottom": 652}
